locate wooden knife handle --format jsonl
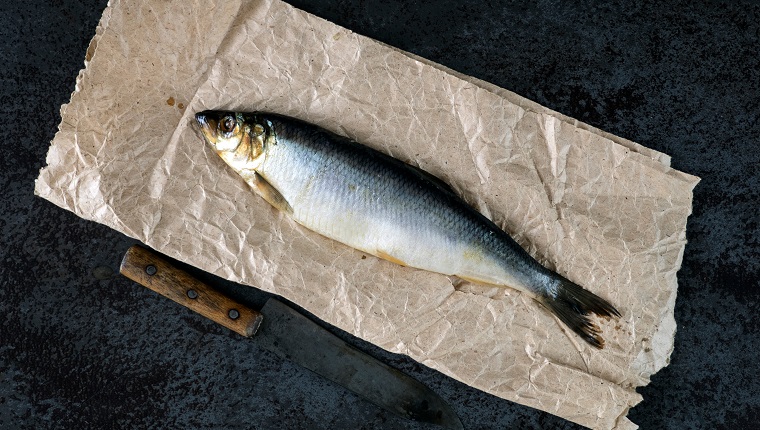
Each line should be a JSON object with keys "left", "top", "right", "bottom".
{"left": 119, "top": 245, "right": 263, "bottom": 337}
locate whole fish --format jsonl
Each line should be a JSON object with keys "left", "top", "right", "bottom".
{"left": 195, "top": 111, "right": 620, "bottom": 348}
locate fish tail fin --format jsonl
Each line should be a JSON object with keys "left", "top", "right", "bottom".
{"left": 536, "top": 276, "right": 621, "bottom": 349}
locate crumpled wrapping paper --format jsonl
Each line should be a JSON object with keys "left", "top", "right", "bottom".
{"left": 35, "top": 0, "right": 700, "bottom": 428}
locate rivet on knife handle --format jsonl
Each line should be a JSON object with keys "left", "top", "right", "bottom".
{"left": 119, "top": 245, "right": 263, "bottom": 337}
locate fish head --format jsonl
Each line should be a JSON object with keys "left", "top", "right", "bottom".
{"left": 195, "top": 110, "right": 273, "bottom": 171}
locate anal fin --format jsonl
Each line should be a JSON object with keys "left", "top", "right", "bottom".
{"left": 376, "top": 250, "right": 407, "bottom": 267}
{"left": 456, "top": 274, "right": 527, "bottom": 294}
{"left": 457, "top": 274, "right": 495, "bottom": 286}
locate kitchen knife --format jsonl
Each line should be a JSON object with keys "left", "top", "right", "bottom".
{"left": 119, "top": 245, "right": 463, "bottom": 429}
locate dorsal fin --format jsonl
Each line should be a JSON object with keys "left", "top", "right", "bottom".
{"left": 399, "top": 161, "right": 458, "bottom": 197}
{"left": 325, "top": 128, "right": 460, "bottom": 197}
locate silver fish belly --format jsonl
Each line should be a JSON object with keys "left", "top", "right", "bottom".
{"left": 195, "top": 111, "right": 620, "bottom": 348}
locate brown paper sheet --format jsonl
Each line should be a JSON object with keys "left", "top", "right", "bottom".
{"left": 35, "top": 1, "right": 699, "bottom": 428}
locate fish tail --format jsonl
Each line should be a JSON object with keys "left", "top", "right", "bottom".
{"left": 536, "top": 276, "right": 621, "bottom": 349}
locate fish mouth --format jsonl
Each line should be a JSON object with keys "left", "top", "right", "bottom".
{"left": 195, "top": 111, "right": 217, "bottom": 143}
{"left": 195, "top": 111, "right": 209, "bottom": 128}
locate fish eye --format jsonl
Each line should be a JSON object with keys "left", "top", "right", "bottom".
{"left": 220, "top": 115, "right": 236, "bottom": 134}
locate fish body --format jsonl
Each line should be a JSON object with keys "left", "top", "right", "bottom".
{"left": 196, "top": 111, "right": 620, "bottom": 348}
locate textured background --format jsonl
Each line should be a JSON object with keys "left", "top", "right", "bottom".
{"left": 2, "top": 1, "right": 758, "bottom": 429}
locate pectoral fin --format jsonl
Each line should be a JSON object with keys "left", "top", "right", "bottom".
{"left": 249, "top": 172, "right": 292, "bottom": 215}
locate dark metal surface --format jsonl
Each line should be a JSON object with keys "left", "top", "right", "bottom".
{"left": 2, "top": 0, "right": 759, "bottom": 429}
{"left": 257, "top": 299, "right": 463, "bottom": 429}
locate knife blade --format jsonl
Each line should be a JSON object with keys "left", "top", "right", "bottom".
{"left": 119, "top": 245, "right": 463, "bottom": 429}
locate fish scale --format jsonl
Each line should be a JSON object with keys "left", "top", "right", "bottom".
{"left": 282, "top": 131, "right": 461, "bottom": 271}
{"left": 196, "top": 111, "right": 621, "bottom": 348}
